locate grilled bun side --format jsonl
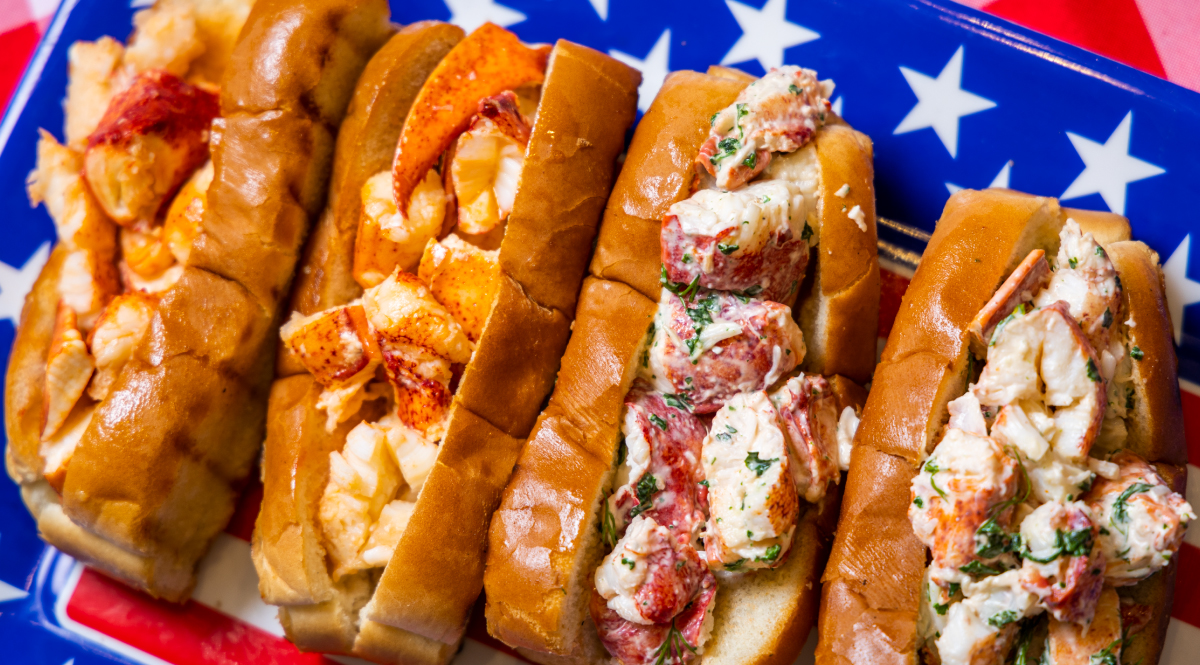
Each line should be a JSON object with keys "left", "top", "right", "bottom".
{"left": 5, "top": 245, "right": 68, "bottom": 488}
{"left": 278, "top": 22, "right": 464, "bottom": 377}
{"left": 815, "top": 189, "right": 1192, "bottom": 665}
{"left": 1102, "top": 240, "right": 1186, "bottom": 665}
{"left": 249, "top": 37, "right": 640, "bottom": 663}
{"left": 485, "top": 69, "right": 878, "bottom": 665}
{"left": 796, "top": 123, "right": 879, "bottom": 385}
{"left": 31, "top": 0, "right": 393, "bottom": 602}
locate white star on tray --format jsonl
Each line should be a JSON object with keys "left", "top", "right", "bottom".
{"left": 945, "top": 160, "right": 1011, "bottom": 195}
{"left": 1060, "top": 111, "right": 1164, "bottom": 216}
{"left": 610, "top": 29, "right": 672, "bottom": 113}
{"left": 0, "top": 242, "right": 50, "bottom": 325}
{"left": 830, "top": 96, "right": 843, "bottom": 117}
{"left": 721, "top": 0, "right": 819, "bottom": 71}
{"left": 588, "top": 0, "right": 608, "bottom": 21}
{"left": 444, "top": 0, "right": 526, "bottom": 32}
{"left": 894, "top": 45, "right": 996, "bottom": 158}
{"left": 1162, "top": 235, "right": 1200, "bottom": 345}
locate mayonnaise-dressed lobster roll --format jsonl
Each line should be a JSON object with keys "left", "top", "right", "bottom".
{"left": 483, "top": 63, "right": 878, "bottom": 665}
{"left": 6, "top": 0, "right": 393, "bottom": 601}
{"left": 819, "top": 190, "right": 1193, "bottom": 665}
{"left": 250, "top": 21, "right": 640, "bottom": 665}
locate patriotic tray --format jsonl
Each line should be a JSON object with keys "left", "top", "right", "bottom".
{"left": 1, "top": 0, "right": 1199, "bottom": 663}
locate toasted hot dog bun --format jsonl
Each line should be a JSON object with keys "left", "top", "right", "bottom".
{"left": 483, "top": 68, "right": 879, "bottom": 665}
{"left": 4, "top": 0, "right": 392, "bottom": 601}
{"left": 250, "top": 29, "right": 642, "bottom": 665}
{"left": 816, "top": 188, "right": 1184, "bottom": 665}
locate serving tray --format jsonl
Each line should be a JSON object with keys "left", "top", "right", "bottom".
{"left": 2, "top": 0, "right": 1199, "bottom": 663}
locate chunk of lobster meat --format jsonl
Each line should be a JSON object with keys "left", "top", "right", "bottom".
{"left": 83, "top": 69, "right": 218, "bottom": 227}
{"left": 595, "top": 515, "right": 709, "bottom": 625}
{"left": 281, "top": 302, "right": 379, "bottom": 387}
{"left": 771, "top": 374, "right": 840, "bottom": 503}
{"left": 661, "top": 180, "right": 809, "bottom": 303}
{"left": 974, "top": 301, "right": 1106, "bottom": 462}
{"left": 703, "top": 391, "right": 799, "bottom": 571}
{"left": 27, "top": 131, "right": 119, "bottom": 258}
{"left": 380, "top": 342, "right": 454, "bottom": 437}
{"left": 314, "top": 367, "right": 385, "bottom": 434}
{"left": 360, "top": 499, "right": 416, "bottom": 568}
{"left": 122, "top": 0, "right": 205, "bottom": 78}
{"left": 391, "top": 23, "right": 547, "bottom": 219}
{"left": 968, "top": 249, "right": 1051, "bottom": 354}
{"left": 64, "top": 37, "right": 127, "bottom": 147}
{"left": 41, "top": 402, "right": 96, "bottom": 494}
{"left": 450, "top": 91, "right": 531, "bottom": 236}
{"left": 1034, "top": 219, "right": 1123, "bottom": 351}
{"left": 318, "top": 421, "right": 404, "bottom": 579}
{"left": 42, "top": 303, "right": 96, "bottom": 439}
{"left": 87, "top": 293, "right": 155, "bottom": 401}
{"left": 161, "top": 158, "right": 212, "bottom": 264}
{"left": 645, "top": 289, "right": 804, "bottom": 414}
{"left": 363, "top": 269, "right": 474, "bottom": 366}
{"left": 591, "top": 571, "right": 717, "bottom": 665}
{"left": 58, "top": 249, "right": 120, "bottom": 331}
{"left": 607, "top": 384, "right": 708, "bottom": 541}
{"left": 1086, "top": 451, "right": 1194, "bottom": 585}
{"left": 909, "top": 428, "right": 1020, "bottom": 585}
{"left": 353, "top": 169, "right": 446, "bottom": 288}
{"left": 935, "top": 570, "right": 1038, "bottom": 665}
{"left": 376, "top": 411, "right": 440, "bottom": 496}
{"left": 1046, "top": 586, "right": 1123, "bottom": 665}
{"left": 696, "top": 66, "right": 833, "bottom": 190}
{"left": 417, "top": 234, "right": 501, "bottom": 342}
{"left": 120, "top": 226, "right": 176, "bottom": 278}
{"left": 946, "top": 391, "right": 989, "bottom": 437}
{"left": 1018, "top": 501, "right": 1105, "bottom": 624}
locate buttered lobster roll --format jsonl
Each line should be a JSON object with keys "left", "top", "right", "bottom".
{"left": 480, "top": 61, "right": 877, "bottom": 665}
{"left": 251, "top": 19, "right": 641, "bottom": 665}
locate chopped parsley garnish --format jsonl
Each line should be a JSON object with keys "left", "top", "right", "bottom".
{"left": 1112, "top": 482, "right": 1154, "bottom": 530}
{"left": 757, "top": 544, "right": 781, "bottom": 562}
{"left": 987, "top": 610, "right": 1019, "bottom": 628}
{"left": 1069, "top": 257, "right": 1079, "bottom": 269}
{"left": 617, "top": 436, "right": 628, "bottom": 466}
{"left": 742, "top": 151, "right": 757, "bottom": 169}
{"left": 1022, "top": 528, "right": 1095, "bottom": 564}
{"left": 730, "top": 284, "right": 764, "bottom": 301}
{"left": 913, "top": 497, "right": 924, "bottom": 508}
{"left": 717, "top": 243, "right": 739, "bottom": 255}
{"left": 1130, "top": 346, "right": 1144, "bottom": 361}
{"left": 959, "top": 560, "right": 1004, "bottom": 577}
{"left": 709, "top": 112, "right": 718, "bottom": 127}
{"left": 1102, "top": 307, "right": 1113, "bottom": 328}
{"left": 1095, "top": 245, "right": 1107, "bottom": 257}
{"left": 788, "top": 84, "right": 802, "bottom": 95}
{"left": 725, "top": 558, "right": 747, "bottom": 571}
{"left": 628, "top": 474, "right": 660, "bottom": 519}
{"left": 649, "top": 414, "right": 668, "bottom": 431}
{"left": 923, "top": 459, "right": 947, "bottom": 499}
{"left": 975, "top": 518, "right": 1016, "bottom": 559}
{"left": 652, "top": 619, "right": 698, "bottom": 665}
{"left": 1089, "top": 639, "right": 1122, "bottom": 665}
{"left": 661, "top": 265, "right": 701, "bottom": 302}
{"left": 1086, "top": 358, "right": 1101, "bottom": 382}
{"left": 801, "top": 223, "right": 813, "bottom": 241}
{"left": 1125, "top": 386, "right": 1135, "bottom": 411}
{"left": 709, "top": 136, "right": 742, "bottom": 165}
{"left": 745, "top": 452, "right": 777, "bottom": 476}
{"left": 698, "top": 479, "right": 709, "bottom": 488}
{"left": 600, "top": 498, "right": 618, "bottom": 548}
{"left": 663, "top": 392, "right": 694, "bottom": 411}
{"left": 621, "top": 557, "right": 636, "bottom": 570}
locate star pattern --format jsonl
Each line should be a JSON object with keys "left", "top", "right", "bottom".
{"left": 444, "top": 0, "right": 525, "bottom": 32}
{"left": 0, "top": 242, "right": 50, "bottom": 325}
{"left": 945, "top": 160, "right": 1011, "bottom": 195}
{"left": 1162, "top": 235, "right": 1200, "bottom": 345}
{"left": 588, "top": 0, "right": 608, "bottom": 21}
{"left": 894, "top": 46, "right": 996, "bottom": 158}
{"left": 721, "top": 0, "right": 819, "bottom": 71}
{"left": 1060, "top": 112, "right": 1164, "bottom": 216}
{"left": 610, "top": 29, "right": 672, "bottom": 113}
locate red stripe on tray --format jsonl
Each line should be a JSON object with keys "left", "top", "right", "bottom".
{"left": 66, "top": 568, "right": 337, "bottom": 665}
{"left": 1172, "top": 542, "right": 1200, "bottom": 628}
{"left": 1182, "top": 388, "right": 1200, "bottom": 468}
